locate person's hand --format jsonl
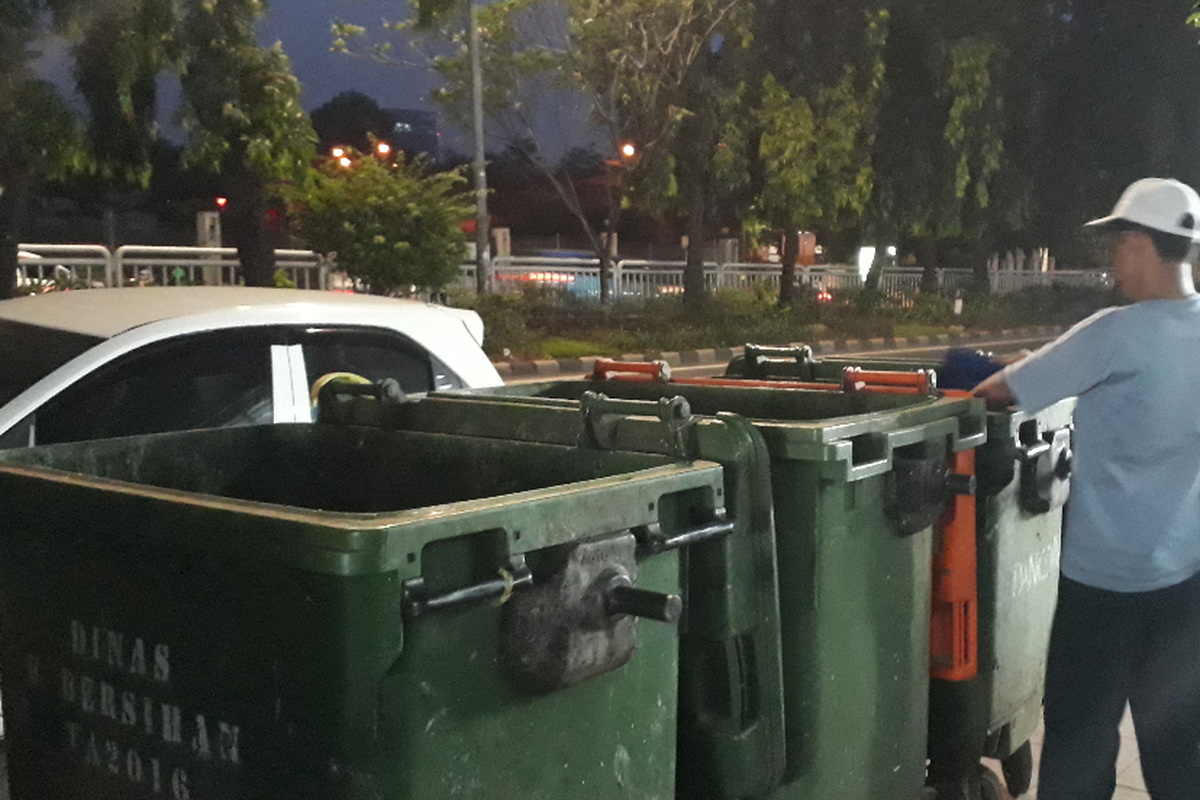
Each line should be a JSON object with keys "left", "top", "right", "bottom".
{"left": 973, "top": 371, "right": 1015, "bottom": 410}
{"left": 995, "top": 349, "right": 1032, "bottom": 365}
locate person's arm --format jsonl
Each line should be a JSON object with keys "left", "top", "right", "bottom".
{"left": 977, "top": 307, "right": 1122, "bottom": 413}
{"left": 973, "top": 371, "right": 1015, "bottom": 410}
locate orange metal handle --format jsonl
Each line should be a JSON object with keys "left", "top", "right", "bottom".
{"left": 591, "top": 358, "right": 671, "bottom": 382}
{"left": 842, "top": 366, "right": 936, "bottom": 395}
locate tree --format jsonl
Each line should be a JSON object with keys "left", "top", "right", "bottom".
{"left": 310, "top": 90, "right": 396, "bottom": 154}
{"left": 72, "top": 0, "right": 180, "bottom": 186}
{"left": 286, "top": 150, "right": 472, "bottom": 295}
{"left": 0, "top": 2, "right": 89, "bottom": 298}
{"left": 749, "top": 3, "right": 889, "bottom": 305}
{"left": 866, "top": 1, "right": 1043, "bottom": 288}
{"left": 177, "top": 0, "right": 315, "bottom": 287}
{"left": 1033, "top": 0, "right": 1200, "bottom": 268}
{"left": 341, "top": 0, "right": 740, "bottom": 303}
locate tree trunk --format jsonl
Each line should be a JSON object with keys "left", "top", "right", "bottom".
{"left": 599, "top": 217, "right": 616, "bottom": 305}
{"left": 227, "top": 167, "right": 275, "bottom": 287}
{"left": 779, "top": 229, "right": 798, "bottom": 306}
{"left": 684, "top": 181, "right": 708, "bottom": 306}
{"left": 918, "top": 237, "right": 939, "bottom": 294}
{"left": 0, "top": 173, "right": 32, "bottom": 300}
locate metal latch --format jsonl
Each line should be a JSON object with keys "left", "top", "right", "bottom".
{"left": 500, "top": 533, "right": 682, "bottom": 692}
{"left": 885, "top": 456, "right": 978, "bottom": 536}
{"left": 1018, "top": 426, "right": 1072, "bottom": 513}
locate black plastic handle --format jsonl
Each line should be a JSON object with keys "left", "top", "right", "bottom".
{"left": 745, "top": 343, "right": 814, "bottom": 364}
{"left": 743, "top": 344, "right": 815, "bottom": 380}
{"left": 605, "top": 575, "right": 683, "bottom": 623}
{"left": 634, "top": 509, "right": 735, "bottom": 555}
{"left": 403, "top": 555, "right": 533, "bottom": 618}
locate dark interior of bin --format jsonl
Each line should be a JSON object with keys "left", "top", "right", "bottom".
{"left": 482, "top": 379, "right": 934, "bottom": 422}
{"left": 0, "top": 424, "right": 674, "bottom": 513}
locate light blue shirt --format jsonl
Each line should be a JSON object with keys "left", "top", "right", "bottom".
{"left": 1003, "top": 295, "right": 1200, "bottom": 592}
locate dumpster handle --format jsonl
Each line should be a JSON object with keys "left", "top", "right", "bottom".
{"left": 634, "top": 508, "right": 735, "bottom": 554}
{"left": 744, "top": 343, "right": 815, "bottom": 379}
{"left": 591, "top": 358, "right": 671, "bottom": 381}
{"left": 581, "top": 391, "right": 694, "bottom": 457}
{"left": 402, "top": 554, "right": 534, "bottom": 618}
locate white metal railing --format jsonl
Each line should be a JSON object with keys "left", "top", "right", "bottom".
{"left": 989, "top": 268, "right": 1112, "bottom": 293}
{"left": 463, "top": 258, "right": 1118, "bottom": 303}
{"left": 112, "top": 246, "right": 328, "bottom": 289}
{"left": 17, "top": 244, "right": 1111, "bottom": 301}
{"left": 17, "top": 244, "right": 112, "bottom": 289}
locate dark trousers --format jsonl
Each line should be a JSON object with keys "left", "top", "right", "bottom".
{"left": 1038, "top": 571, "right": 1200, "bottom": 800}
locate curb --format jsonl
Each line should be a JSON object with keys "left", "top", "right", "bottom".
{"left": 491, "top": 326, "right": 1066, "bottom": 380}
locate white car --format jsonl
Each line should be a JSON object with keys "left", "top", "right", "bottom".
{"left": 0, "top": 287, "right": 503, "bottom": 449}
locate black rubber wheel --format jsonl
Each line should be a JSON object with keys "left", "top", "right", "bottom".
{"left": 927, "top": 775, "right": 982, "bottom": 800}
{"left": 1001, "top": 740, "right": 1034, "bottom": 797}
{"left": 978, "top": 765, "right": 1003, "bottom": 800}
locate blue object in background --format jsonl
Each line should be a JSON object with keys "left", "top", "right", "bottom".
{"left": 941, "top": 347, "right": 1004, "bottom": 391}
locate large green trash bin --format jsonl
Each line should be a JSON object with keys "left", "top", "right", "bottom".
{"left": 728, "top": 347, "right": 1074, "bottom": 798}
{"left": 320, "top": 389, "right": 787, "bottom": 799}
{"left": 437, "top": 379, "right": 986, "bottom": 800}
{"left": 0, "top": 423, "right": 733, "bottom": 800}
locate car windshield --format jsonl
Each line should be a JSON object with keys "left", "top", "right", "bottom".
{"left": 0, "top": 319, "right": 103, "bottom": 406}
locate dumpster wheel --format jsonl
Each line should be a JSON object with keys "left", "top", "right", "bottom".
{"left": 978, "top": 765, "right": 1003, "bottom": 800}
{"left": 1000, "top": 740, "right": 1034, "bottom": 797}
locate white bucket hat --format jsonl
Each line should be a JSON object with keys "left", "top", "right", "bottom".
{"left": 1085, "top": 178, "right": 1200, "bottom": 241}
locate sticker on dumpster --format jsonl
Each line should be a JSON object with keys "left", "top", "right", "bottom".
{"left": 18, "top": 617, "right": 242, "bottom": 799}
{"left": 1010, "top": 541, "right": 1060, "bottom": 600}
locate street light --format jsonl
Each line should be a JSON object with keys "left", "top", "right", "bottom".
{"left": 331, "top": 146, "right": 346, "bottom": 158}
{"left": 376, "top": 142, "right": 392, "bottom": 157}
{"left": 621, "top": 142, "right": 637, "bottom": 159}
{"left": 338, "top": 156, "right": 353, "bottom": 168}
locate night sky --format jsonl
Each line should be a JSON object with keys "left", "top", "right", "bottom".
{"left": 33, "top": 1, "right": 581, "bottom": 158}
{"left": 33, "top": 1, "right": 447, "bottom": 143}
{"left": 259, "top": 0, "right": 436, "bottom": 113}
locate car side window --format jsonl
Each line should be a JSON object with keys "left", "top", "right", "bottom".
{"left": 298, "top": 328, "right": 461, "bottom": 398}
{"left": 34, "top": 329, "right": 278, "bottom": 446}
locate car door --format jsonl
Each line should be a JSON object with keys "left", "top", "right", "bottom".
{"left": 26, "top": 327, "right": 290, "bottom": 447}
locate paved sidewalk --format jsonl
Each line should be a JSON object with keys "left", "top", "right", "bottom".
{"left": 985, "top": 707, "right": 1149, "bottom": 799}
{"left": 0, "top": 711, "right": 1152, "bottom": 799}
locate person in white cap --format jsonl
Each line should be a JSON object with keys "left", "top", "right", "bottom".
{"left": 974, "top": 177, "right": 1200, "bottom": 799}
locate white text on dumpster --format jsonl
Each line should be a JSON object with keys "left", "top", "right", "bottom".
{"left": 20, "top": 618, "right": 243, "bottom": 799}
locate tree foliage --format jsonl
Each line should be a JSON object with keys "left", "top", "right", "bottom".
{"left": 338, "top": 0, "right": 741, "bottom": 302}
{"left": 749, "top": 4, "right": 889, "bottom": 303}
{"left": 177, "top": 0, "right": 315, "bottom": 286}
{"left": 72, "top": 0, "right": 180, "bottom": 185}
{"left": 286, "top": 152, "right": 472, "bottom": 295}
{"left": 0, "top": 1, "right": 91, "bottom": 298}
{"left": 311, "top": 90, "right": 396, "bottom": 153}
{"left": 178, "top": 0, "right": 314, "bottom": 180}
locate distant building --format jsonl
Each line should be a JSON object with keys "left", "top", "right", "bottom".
{"left": 382, "top": 109, "right": 440, "bottom": 161}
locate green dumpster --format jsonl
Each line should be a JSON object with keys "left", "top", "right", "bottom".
{"left": 728, "top": 347, "right": 1074, "bottom": 799}
{"left": 437, "top": 379, "right": 986, "bottom": 800}
{"left": 319, "top": 388, "right": 787, "bottom": 800}
{"left": 0, "top": 423, "right": 733, "bottom": 800}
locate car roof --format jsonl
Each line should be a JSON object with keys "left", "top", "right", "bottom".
{"left": 0, "top": 287, "right": 472, "bottom": 339}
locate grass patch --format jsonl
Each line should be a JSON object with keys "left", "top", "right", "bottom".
{"left": 540, "top": 337, "right": 615, "bottom": 359}
{"left": 455, "top": 284, "right": 1116, "bottom": 362}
